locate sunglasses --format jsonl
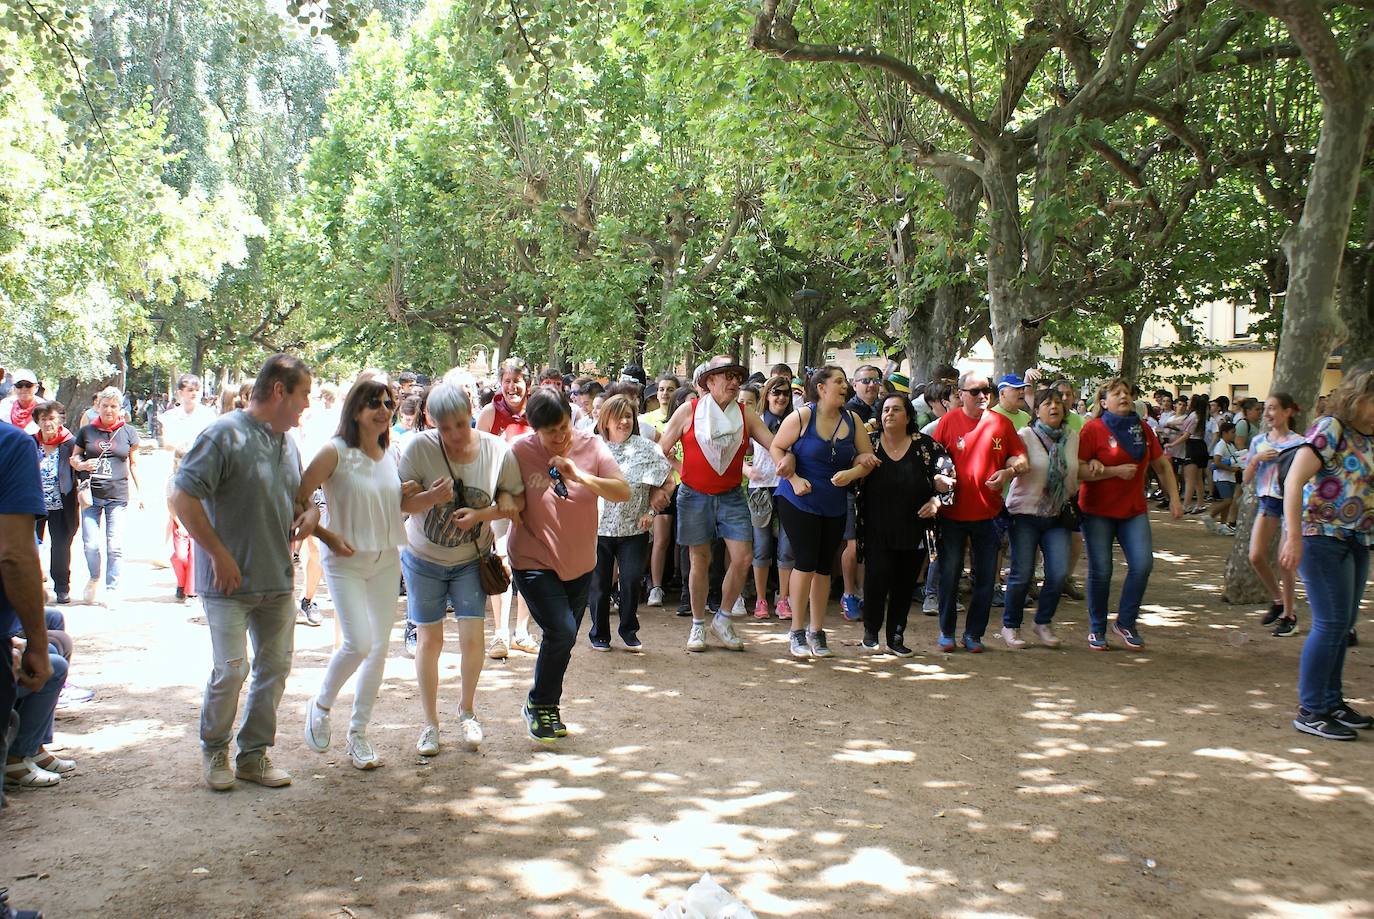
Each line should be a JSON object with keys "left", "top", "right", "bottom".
{"left": 854, "top": 377, "right": 881, "bottom": 385}
{"left": 366, "top": 396, "right": 396, "bottom": 411}
{"left": 548, "top": 466, "right": 569, "bottom": 500}
{"left": 14, "top": 381, "right": 34, "bottom": 389}
{"left": 962, "top": 387, "right": 993, "bottom": 396}
{"left": 569, "top": 388, "right": 584, "bottom": 397}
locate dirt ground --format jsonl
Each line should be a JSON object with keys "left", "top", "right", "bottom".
{"left": 5, "top": 451, "right": 1373, "bottom": 918}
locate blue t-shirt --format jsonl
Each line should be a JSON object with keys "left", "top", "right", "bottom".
{"left": 0, "top": 424, "right": 45, "bottom": 634}
{"left": 776, "top": 404, "right": 858, "bottom": 518}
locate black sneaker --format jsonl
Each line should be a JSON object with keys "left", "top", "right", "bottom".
{"left": 1272, "top": 617, "right": 1298, "bottom": 637}
{"left": 1349, "top": 629, "right": 1359, "bottom": 647}
{"left": 887, "top": 640, "right": 915, "bottom": 658}
{"left": 1262, "top": 602, "right": 1284, "bottom": 626}
{"left": 523, "top": 700, "right": 559, "bottom": 743}
{"left": 589, "top": 637, "right": 611, "bottom": 652}
{"left": 0, "top": 887, "right": 42, "bottom": 919}
{"left": 175, "top": 586, "right": 186, "bottom": 601}
{"left": 551, "top": 706, "right": 568, "bottom": 737}
{"left": 53, "top": 591, "right": 70, "bottom": 605}
{"left": 403, "top": 620, "right": 417, "bottom": 659}
{"left": 860, "top": 632, "right": 880, "bottom": 653}
{"left": 1293, "top": 709, "right": 1358, "bottom": 741}
{"left": 1331, "top": 702, "right": 1374, "bottom": 730}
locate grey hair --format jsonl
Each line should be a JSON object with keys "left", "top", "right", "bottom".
{"left": 96, "top": 386, "right": 123, "bottom": 405}
{"left": 425, "top": 381, "right": 472, "bottom": 423}
{"left": 956, "top": 370, "right": 985, "bottom": 391}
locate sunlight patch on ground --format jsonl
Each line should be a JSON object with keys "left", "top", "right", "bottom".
{"left": 61, "top": 718, "right": 184, "bottom": 753}
{"left": 832, "top": 739, "right": 918, "bottom": 766}
{"left": 1207, "top": 883, "right": 1374, "bottom": 919}
{"left": 817, "top": 846, "right": 956, "bottom": 896}
{"left": 508, "top": 858, "right": 582, "bottom": 899}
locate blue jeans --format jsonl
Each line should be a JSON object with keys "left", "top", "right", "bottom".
{"left": 12, "top": 652, "right": 67, "bottom": 758}
{"left": 1004, "top": 515, "right": 1070, "bottom": 628}
{"left": 81, "top": 500, "right": 126, "bottom": 588}
{"left": 401, "top": 550, "right": 485, "bottom": 623}
{"left": 1081, "top": 513, "right": 1154, "bottom": 634}
{"left": 938, "top": 518, "right": 997, "bottom": 639}
{"left": 676, "top": 483, "right": 753, "bottom": 545}
{"left": 200, "top": 592, "right": 295, "bottom": 764}
{"left": 1296, "top": 536, "right": 1369, "bottom": 714}
{"left": 589, "top": 533, "right": 649, "bottom": 644}
{"left": 514, "top": 569, "right": 592, "bottom": 707}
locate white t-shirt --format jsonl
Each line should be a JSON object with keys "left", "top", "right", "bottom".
{"left": 321, "top": 436, "right": 405, "bottom": 555}
{"left": 1211, "top": 439, "right": 1240, "bottom": 483}
{"left": 397, "top": 429, "right": 522, "bottom": 566}
{"left": 159, "top": 403, "right": 217, "bottom": 455}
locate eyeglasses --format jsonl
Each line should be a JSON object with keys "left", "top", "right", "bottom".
{"left": 548, "top": 466, "right": 569, "bottom": 499}
{"left": 366, "top": 396, "right": 396, "bottom": 411}
{"left": 961, "top": 387, "right": 993, "bottom": 396}
{"left": 854, "top": 377, "right": 881, "bottom": 385}
{"left": 13, "top": 381, "right": 34, "bottom": 389}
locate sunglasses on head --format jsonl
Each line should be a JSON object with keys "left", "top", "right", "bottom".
{"left": 548, "top": 466, "right": 569, "bottom": 499}
{"left": 962, "top": 386, "right": 993, "bottom": 396}
{"left": 366, "top": 396, "right": 396, "bottom": 411}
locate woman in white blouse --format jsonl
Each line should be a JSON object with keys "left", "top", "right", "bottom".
{"left": 296, "top": 379, "right": 407, "bottom": 770}
{"left": 587, "top": 395, "right": 672, "bottom": 652}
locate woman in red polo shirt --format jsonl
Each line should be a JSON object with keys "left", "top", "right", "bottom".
{"left": 1077, "top": 378, "right": 1183, "bottom": 651}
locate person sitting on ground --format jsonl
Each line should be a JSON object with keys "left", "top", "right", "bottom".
{"left": 4, "top": 608, "right": 75, "bottom": 789}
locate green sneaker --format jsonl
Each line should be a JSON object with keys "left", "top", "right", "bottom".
{"left": 523, "top": 700, "right": 559, "bottom": 743}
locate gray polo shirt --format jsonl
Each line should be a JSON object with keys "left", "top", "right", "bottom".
{"left": 173, "top": 409, "right": 303, "bottom": 597}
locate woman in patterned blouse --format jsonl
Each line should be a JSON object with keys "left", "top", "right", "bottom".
{"left": 587, "top": 395, "right": 673, "bottom": 652}
{"left": 1280, "top": 361, "right": 1374, "bottom": 741}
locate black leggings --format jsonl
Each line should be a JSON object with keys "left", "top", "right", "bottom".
{"left": 863, "top": 546, "right": 924, "bottom": 642}
{"left": 776, "top": 499, "right": 846, "bottom": 575}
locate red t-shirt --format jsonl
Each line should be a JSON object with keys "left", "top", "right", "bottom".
{"left": 1076, "top": 417, "right": 1163, "bottom": 519}
{"left": 932, "top": 409, "right": 1025, "bottom": 521}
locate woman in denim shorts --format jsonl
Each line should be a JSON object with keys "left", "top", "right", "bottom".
{"left": 1244, "top": 393, "right": 1305, "bottom": 636}
{"left": 398, "top": 383, "right": 523, "bottom": 757}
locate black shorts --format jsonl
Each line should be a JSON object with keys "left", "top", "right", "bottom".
{"left": 776, "top": 498, "right": 846, "bottom": 576}
{"left": 1185, "top": 440, "right": 1209, "bottom": 468}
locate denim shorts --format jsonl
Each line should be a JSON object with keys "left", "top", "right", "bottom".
{"left": 1214, "top": 480, "right": 1236, "bottom": 500}
{"left": 1259, "top": 495, "right": 1284, "bottom": 518}
{"left": 401, "top": 549, "right": 486, "bottom": 624}
{"left": 676, "top": 483, "right": 753, "bottom": 546}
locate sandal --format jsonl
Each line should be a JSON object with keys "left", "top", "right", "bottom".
{"left": 4, "top": 757, "right": 61, "bottom": 788}
{"left": 32, "top": 750, "right": 76, "bottom": 774}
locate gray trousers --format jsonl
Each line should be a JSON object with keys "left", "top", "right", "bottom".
{"left": 200, "top": 592, "right": 295, "bottom": 765}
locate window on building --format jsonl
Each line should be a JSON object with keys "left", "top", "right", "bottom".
{"left": 1232, "top": 303, "right": 1252, "bottom": 339}
{"left": 1231, "top": 384, "right": 1249, "bottom": 404}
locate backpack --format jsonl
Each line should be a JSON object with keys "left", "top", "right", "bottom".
{"left": 1273, "top": 419, "right": 1342, "bottom": 497}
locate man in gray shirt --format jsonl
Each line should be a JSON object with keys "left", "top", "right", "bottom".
{"left": 172, "top": 354, "right": 319, "bottom": 791}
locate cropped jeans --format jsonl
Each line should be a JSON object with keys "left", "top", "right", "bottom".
{"left": 1296, "top": 536, "right": 1368, "bottom": 715}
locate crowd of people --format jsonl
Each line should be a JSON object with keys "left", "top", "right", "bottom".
{"left": 0, "top": 349, "right": 1369, "bottom": 828}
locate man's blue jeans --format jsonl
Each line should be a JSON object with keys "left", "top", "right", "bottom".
{"left": 1297, "top": 536, "right": 1368, "bottom": 714}
{"left": 513, "top": 569, "right": 592, "bottom": 707}
{"left": 1004, "top": 514, "right": 1070, "bottom": 628}
{"left": 1081, "top": 513, "right": 1154, "bottom": 634}
{"left": 938, "top": 518, "right": 997, "bottom": 640}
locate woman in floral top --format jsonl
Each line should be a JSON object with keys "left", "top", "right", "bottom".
{"left": 1280, "top": 362, "right": 1374, "bottom": 741}
{"left": 588, "top": 394, "right": 673, "bottom": 652}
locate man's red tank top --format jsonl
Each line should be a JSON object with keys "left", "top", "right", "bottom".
{"left": 680, "top": 398, "right": 747, "bottom": 494}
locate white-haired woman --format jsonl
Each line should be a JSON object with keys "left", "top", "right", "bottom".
{"left": 400, "top": 382, "right": 522, "bottom": 756}
{"left": 71, "top": 387, "right": 141, "bottom": 604}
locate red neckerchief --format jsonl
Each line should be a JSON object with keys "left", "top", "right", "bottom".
{"left": 93, "top": 416, "right": 125, "bottom": 434}
{"left": 493, "top": 394, "right": 527, "bottom": 429}
{"left": 9, "top": 399, "right": 35, "bottom": 429}
{"left": 37, "top": 426, "right": 74, "bottom": 447}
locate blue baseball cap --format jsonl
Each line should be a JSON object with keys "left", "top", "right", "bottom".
{"left": 996, "top": 373, "right": 1027, "bottom": 391}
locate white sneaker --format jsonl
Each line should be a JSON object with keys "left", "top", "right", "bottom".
{"left": 921, "top": 594, "right": 939, "bottom": 615}
{"left": 1203, "top": 516, "right": 1218, "bottom": 534}
{"left": 83, "top": 578, "right": 98, "bottom": 605}
{"left": 1032, "top": 623, "right": 1062, "bottom": 648}
{"left": 346, "top": 734, "right": 380, "bottom": 770}
{"left": 488, "top": 636, "right": 509, "bottom": 660}
{"left": 729, "top": 596, "right": 747, "bottom": 618}
{"left": 416, "top": 725, "right": 440, "bottom": 757}
{"left": 459, "top": 713, "right": 483, "bottom": 751}
{"left": 1000, "top": 626, "right": 1027, "bottom": 650}
{"left": 303, "top": 698, "right": 331, "bottom": 753}
{"left": 686, "top": 623, "right": 707, "bottom": 652}
{"left": 1217, "top": 524, "right": 1236, "bottom": 536}
{"left": 646, "top": 586, "right": 665, "bottom": 607}
{"left": 711, "top": 613, "right": 745, "bottom": 651}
